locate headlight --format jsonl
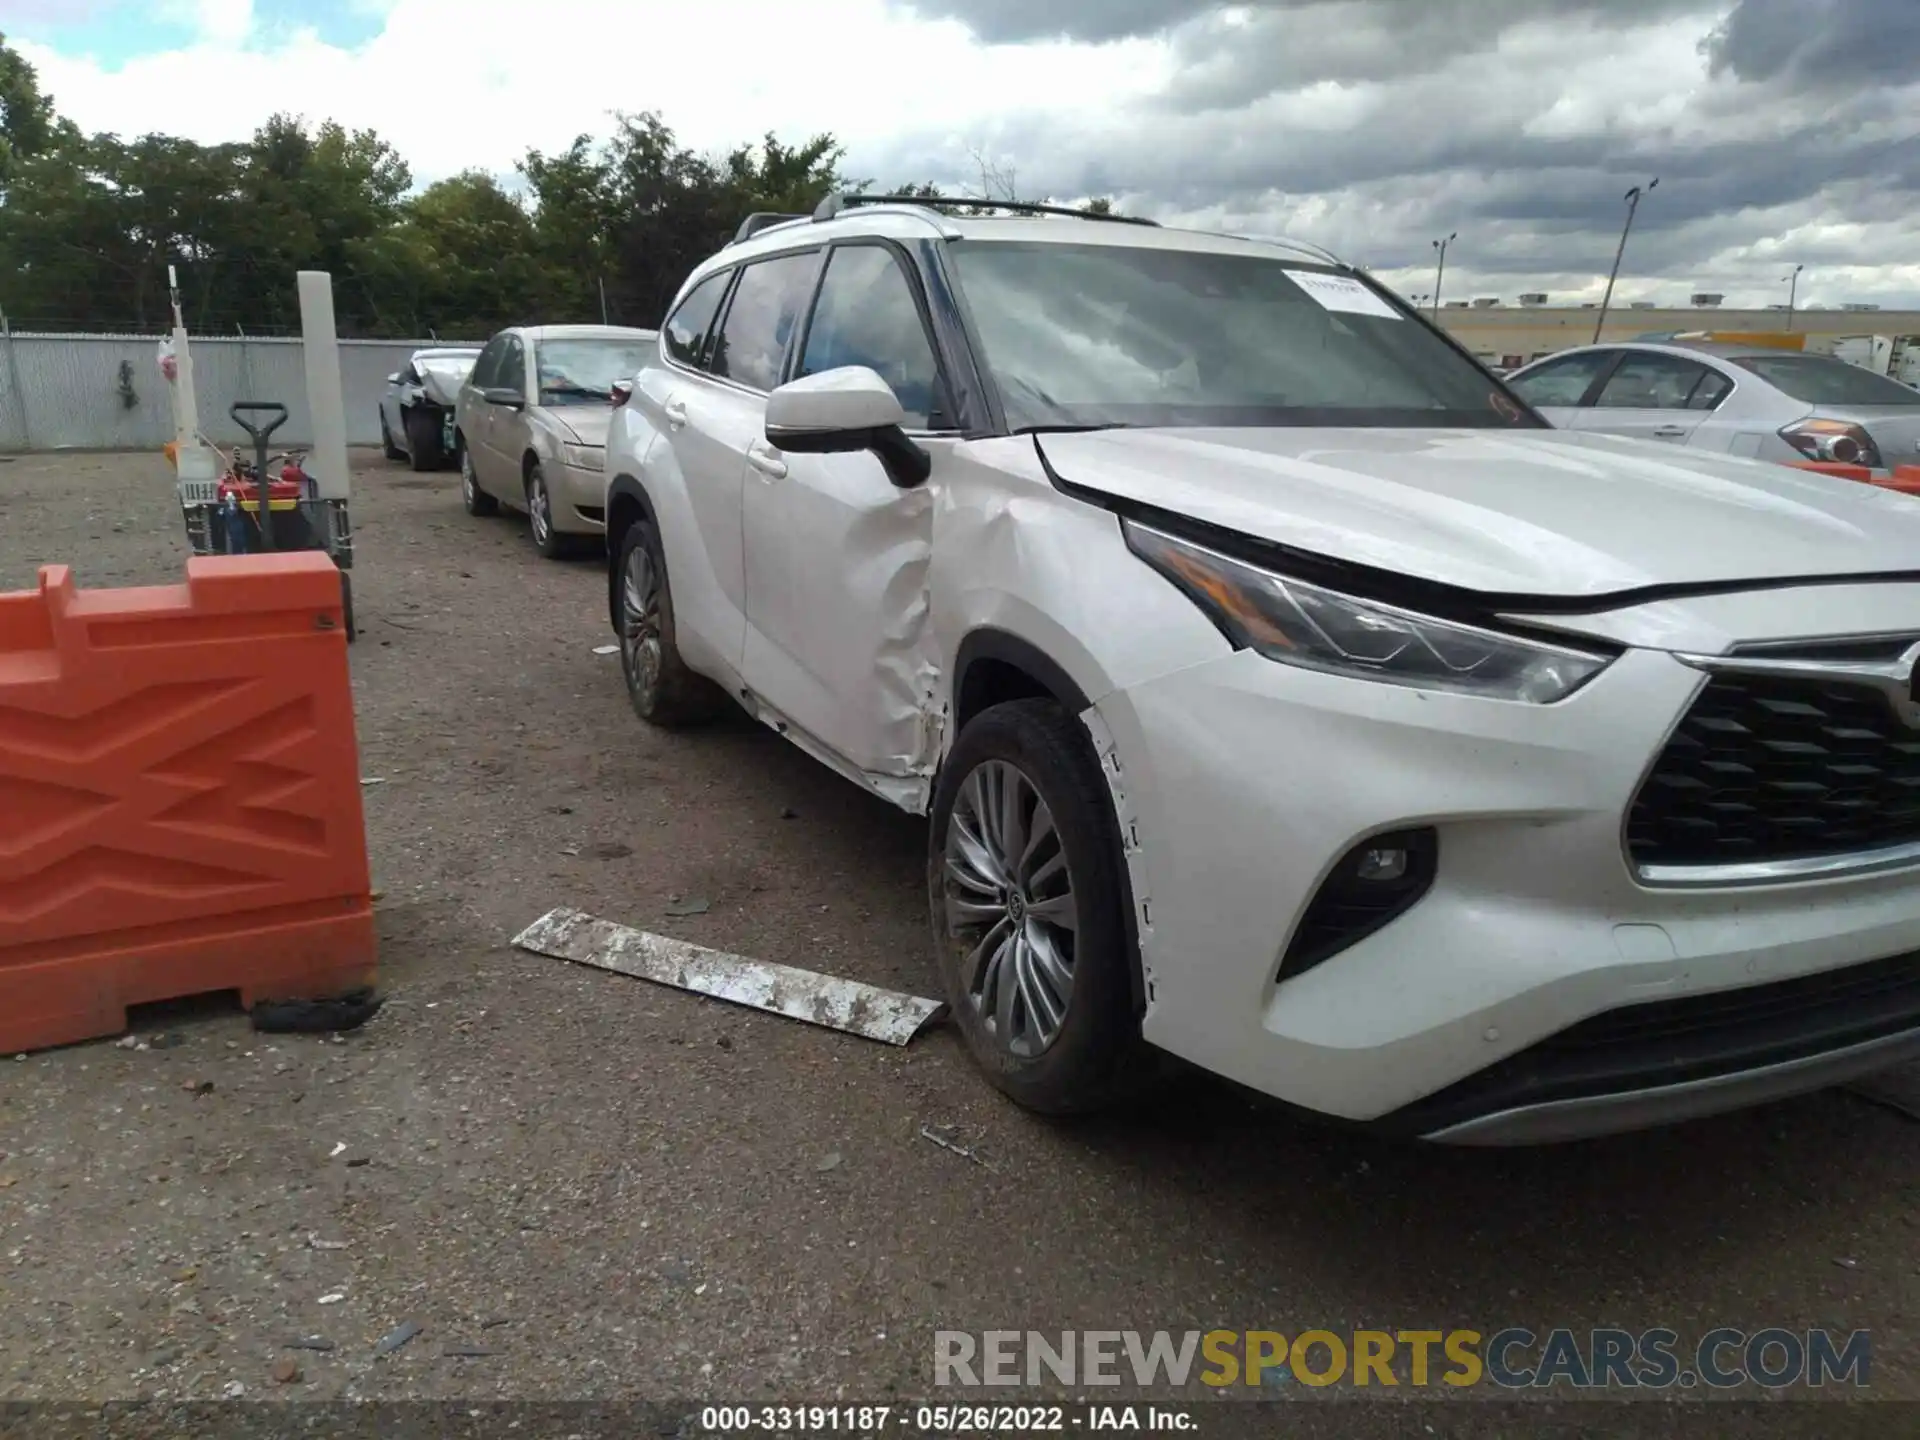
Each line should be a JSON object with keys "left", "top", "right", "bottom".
{"left": 563, "top": 443, "right": 606, "bottom": 470}
{"left": 1124, "top": 521, "right": 1612, "bottom": 704}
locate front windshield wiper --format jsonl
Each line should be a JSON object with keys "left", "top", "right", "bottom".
{"left": 542, "top": 384, "right": 610, "bottom": 400}
{"left": 1011, "top": 422, "right": 1135, "bottom": 436}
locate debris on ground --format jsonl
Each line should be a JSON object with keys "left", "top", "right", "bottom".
{"left": 115, "top": 1035, "right": 140, "bottom": 1050}
{"left": 513, "top": 907, "right": 947, "bottom": 1046}
{"left": 329, "top": 1143, "right": 347, "bottom": 1159}
{"left": 317, "top": 1293, "right": 345, "bottom": 1306}
{"left": 443, "top": 1344, "right": 500, "bottom": 1358}
{"left": 592, "top": 644, "right": 620, "bottom": 656}
{"left": 307, "top": 1235, "right": 349, "bottom": 1251}
{"left": 251, "top": 988, "right": 384, "bottom": 1035}
{"left": 664, "top": 897, "right": 711, "bottom": 917}
{"left": 815, "top": 1151, "right": 843, "bottom": 1173}
{"left": 374, "top": 1320, "right": 423, "bottom": 1356}
{"left": 345, "top": 1157, "right": 371, "bottom": 1169}
{"left": 919, "top": 1125, "right": 993, "bottom": 1171}
{"left": 285, "top": 1337, "right": 335, "bottom": 1352}
{"left": 181, "top": 1080, "right": 214, "bottom": 1096}
{"left": 361, "top": 777, "right": 387, "bottom": 786}
{"left": 590, "top": 842, "right": 634, "bottom": 860}
{"left": 271, "top": 1358, "right": 302, "bottom": 1385}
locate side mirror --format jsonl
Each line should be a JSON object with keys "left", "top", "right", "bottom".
{"left": 765, "top": 366, "right": 930, "bottom": 489}
{"left": 482, "top": 387, "right": 526, "bottom": 411}
{"left": 386, "top": 373, "right": 401, "bottom": 385}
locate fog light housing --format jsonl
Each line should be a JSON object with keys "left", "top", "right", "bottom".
{"left": 1279, "top": 827, "right": 1438, "bottom": 982}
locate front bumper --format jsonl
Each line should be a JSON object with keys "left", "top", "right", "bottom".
{"left": 549, "top": 461, "right": 608, "bottom": 534}
{"left": 1095, "top": 644, "right": 1920, "bottom": 1142}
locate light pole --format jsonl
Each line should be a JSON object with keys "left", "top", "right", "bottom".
{"left": 1783, "top": 264, "right": 1804, "bottom": 330}
{"left": 1431, "top": 234, "right": 1456, "bottom": 319}
{"left": 1593, "top": 177, "right": 1657, "bottom": 343}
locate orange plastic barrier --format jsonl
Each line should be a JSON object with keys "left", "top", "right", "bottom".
{"left": 1888, "top": 465, "right": 1920, "bottom": 494}
{"left": 0, "top": 554, "right": 375, "bottom": 1053}
{"left": 1789, "top": 460, "right": 1874, "bottom": 483}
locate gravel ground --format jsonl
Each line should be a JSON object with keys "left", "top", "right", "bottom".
{"left": 1, "top": 449, "right": 1916, "bottom": 1431}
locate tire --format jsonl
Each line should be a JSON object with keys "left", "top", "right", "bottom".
{"left": 460, "top": 444, "right": 498, "bottom": 517}
{"left": 927, "top": 698, "right": 1146, "bottom": 1115}
{"left": 339, "top": 568, "right": 356, "bottom": 644}
{"left": 614, "top": 513, "right": 726, "bottom": 727}
{"left": 404, "top": 408, "right": 443, "bottom": 472}
{"left": 379, "top": 413, "right": 405, "bottom": 461}
{"left": 526, "top": 461, "right": 582, "bottom": 559}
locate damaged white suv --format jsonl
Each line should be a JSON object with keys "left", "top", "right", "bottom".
{"left": 603, "top": 194, "right": 1920, "bottom": 1143}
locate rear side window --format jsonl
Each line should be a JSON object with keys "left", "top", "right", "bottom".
{"left": 710, "top": 251, "right": 821, "bottom": 393}
{"left": 664, "top": 271, "right": 732, "bottom": 371}
{"left": 1689, "top": 371, "right": 1733, "bottom": 410}
{"left": 799, "top": 246, "right": 947, "bottom": 429}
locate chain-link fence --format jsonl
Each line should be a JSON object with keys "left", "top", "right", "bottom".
{"left": 0, "top": 332, "right": 487, "bottom": 453}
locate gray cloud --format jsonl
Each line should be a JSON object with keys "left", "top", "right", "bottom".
{"left": 1703, "top": 0, "right": 1920, "bottom": 87}
{"left": 865, "top": 0, "right": 1920, "bottom": 307}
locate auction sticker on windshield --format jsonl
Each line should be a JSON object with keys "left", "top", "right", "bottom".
{"left": 1285, "top": 270, "right": 1402, "bottom": 319}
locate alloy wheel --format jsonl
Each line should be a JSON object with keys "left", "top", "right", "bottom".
{"left": 529, "top": 469, "right": 553, "bottom": 545}
{"left": 942, "top": 759, "right": 1078, "bottom": 1058}
{"left": 621, "top": 542, "right": 663, "bottom": 700}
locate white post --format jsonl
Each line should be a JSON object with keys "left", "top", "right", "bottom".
{"left": 297, "top": 271, "right": 351, "bottom": 502}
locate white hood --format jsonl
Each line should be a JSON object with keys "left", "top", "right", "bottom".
{"left": 1037, "top": 427, "right": 1920, "bottom": 599}
{"left": 415, "top": 354, "right": 478, "bottom": 406}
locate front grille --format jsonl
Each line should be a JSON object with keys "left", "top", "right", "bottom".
{"left": 1627, "top": 669, "right": 1920, "bottom": 869}
{"left": 1386, "top": 949, "right": 1920, "bottom": 1135}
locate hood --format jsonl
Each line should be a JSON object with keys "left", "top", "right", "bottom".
{"left": 543, "top": 406, "right": 613, "bottom": 447}
{"left": 1037, "top": 427, "right": 1920, "bottom": 600}
{"left": 415, "top": 354, "right": 477, "bottom": 405}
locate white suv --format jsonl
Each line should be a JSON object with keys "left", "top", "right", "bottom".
{"left": 603, "top": 194, "right": 1920, "bottom": 1144}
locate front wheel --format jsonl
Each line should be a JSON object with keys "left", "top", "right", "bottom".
{"left": 614, "top": 515, "right": 726, "bottom": 727}
{"left": 379, "top": 413, "right": 405, "bottom": 461}
{"left": 461, "top": 445, "right": 497, "bottom": 516}
{"left": 404, "top": 409, "right": 442, "bottom": 472}
{"left": 928, "top": 699, "right": 1146, "bottom": 1115}
{"left": 526, "top": 462, "right": 581, "bottom": 559}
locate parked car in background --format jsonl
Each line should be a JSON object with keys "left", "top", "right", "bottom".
{"left": 380, "top": 346, "right": 480, "bottom": 471}
{"left": 601, "top": 194, "right": 1920, "bottom": 1144}
{"left": 454, "top": 324, "right": 658, "bottom": 557}
{"left": 1507, "top": 340, "right": 1920, "bottom": 472}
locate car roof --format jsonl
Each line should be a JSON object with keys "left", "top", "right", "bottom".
{"left": 705, "top": 203, "right": 1342, "bottom": 277}
{"left": 1522, "top": 339, "right": 1852, "bottom": 369}
{"left": 412, "top": 346, "right": 480, "bottom": 358}
{"left": 515, "top": 324, "right": 658, "bottom": 342}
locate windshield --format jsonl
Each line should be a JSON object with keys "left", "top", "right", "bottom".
{"left": 535, "top": 337, "right": 656, "bottom": 405}
{"left": 947, "top": 242, "right": 1535, "bottom": 430}
{"left": 1731, "top": 353, "right": 1920, "bottom": 407}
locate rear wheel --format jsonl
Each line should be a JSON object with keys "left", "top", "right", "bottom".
{"left": 615, "top": 514, "right": 725, "bottom": 727}
{"left": 404, "top": 409, "right": 442, "bottom": 472}
{"left": 460, "top": 444, "right": 497, "bottom": 516}
{"left": 928, "top": 699, "right": 1147, "bottom": 1114}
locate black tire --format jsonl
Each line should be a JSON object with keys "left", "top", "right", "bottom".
{"left": 614, "top": 513, "right": 726, "bottom": 727}
{"left": 526, "top": 461, "right": 582, "bottom": 560}
{"left": 379, "top": 414, "right": 405, "bottom": 461}
{"left": 404, "top": 408, "right": 443, "bottom": 472}
{"left": 460, "top": 443, "right": 497, "bottom": 517}
{"left": 927, "top": 698, "right": 1147, "bottom": 1115}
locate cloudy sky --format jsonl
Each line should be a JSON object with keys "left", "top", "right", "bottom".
{"left": 9, "top": 0, "right": 1920, "bottom": 309}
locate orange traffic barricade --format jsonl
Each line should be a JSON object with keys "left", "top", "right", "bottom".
{"left": 0, "top": 553, "right": 375, "bottom": 1053}
{"left": 1884, "top": 465, "right": 1920, "bottom": 496}
{"left": 1789, "top": 460, "right": 1875, "bottom": 483}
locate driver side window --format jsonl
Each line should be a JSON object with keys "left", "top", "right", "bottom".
{"left": 799, "top": 246, "right": 947, "bottom": 430}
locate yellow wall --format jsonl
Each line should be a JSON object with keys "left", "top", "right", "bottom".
{"left": 1426, "top": 307, "right": 1920, "bottom": 365}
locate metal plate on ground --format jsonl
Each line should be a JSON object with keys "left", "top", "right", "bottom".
{"left": 512, "top": 907, "right": 947, "bottom": 1046}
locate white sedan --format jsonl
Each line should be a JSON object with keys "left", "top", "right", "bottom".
{"left": 1507, "top": 340, "right": 1920, "bottom": 473}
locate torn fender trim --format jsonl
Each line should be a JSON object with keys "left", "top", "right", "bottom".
{"left": 1080, "top": 706, "right": 1157, "bottom": 1010}
{"left": 512, "top": 908, "right": 948, "bottom": 1045}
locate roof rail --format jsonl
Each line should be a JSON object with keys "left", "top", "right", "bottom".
{"left": 731, "top": 212, "right": 809, "bottom": 245}
{"left": 811, "top": 192, "right": 1159, "bottom": 227}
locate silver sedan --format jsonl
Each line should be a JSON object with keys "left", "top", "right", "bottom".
{"left": 1507, "top": 340, "right": 1920, "bottom": 473}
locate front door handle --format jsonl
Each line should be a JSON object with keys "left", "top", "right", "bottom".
{"left": 663, "top": 398, "right": 688, "bottom": 431}
{"left": 747, "top": 442, "right": 788, "bottom": 480}
{"left": 1653, "top": 425, "right": 1688, "bottom": 438}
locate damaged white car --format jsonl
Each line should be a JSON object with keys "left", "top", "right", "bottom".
{"left": 604, "top": 195, "right": 1920, "bottom": 1143}
{"left": 381, "top": 346, "right": 480, "bottom": 471}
